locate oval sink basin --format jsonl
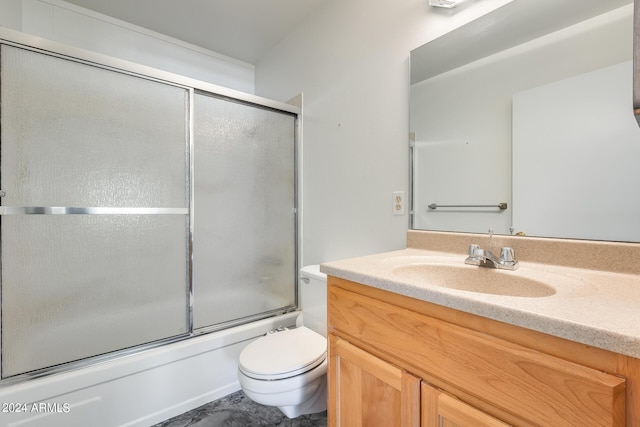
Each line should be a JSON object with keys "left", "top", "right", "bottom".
{"left": 392, "top": 264, "right": 556, "bottom": 298}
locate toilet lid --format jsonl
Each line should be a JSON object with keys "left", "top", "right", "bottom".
{"left": 239, "top": 326, "right": 327, "bottom": 380}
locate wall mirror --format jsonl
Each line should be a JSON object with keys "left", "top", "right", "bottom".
{"left": 410, "top": 0, "right": 640, "bottom": 242}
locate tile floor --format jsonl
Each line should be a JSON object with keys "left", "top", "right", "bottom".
{"left": 152, "top": 390, "right": 327, "bottom": 427}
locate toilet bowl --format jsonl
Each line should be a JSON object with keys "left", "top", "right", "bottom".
{"left": 237, "top": 265, "right": 328, "bottom": 418}
{"left": 238, "top": 326, "right": 327, "bottom": 418}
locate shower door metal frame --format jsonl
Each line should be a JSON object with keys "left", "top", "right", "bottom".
{"left": 0, "top": 27, "right": 301, "bottom": 386}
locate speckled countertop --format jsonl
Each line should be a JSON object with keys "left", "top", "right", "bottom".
{"left": 320, "top": 230, "right": 640, "bottom": 359}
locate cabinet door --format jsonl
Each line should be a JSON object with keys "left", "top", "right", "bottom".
{"left": 328, "top": 335, "right": 420, "bottom": 427}
{"left": 422, "top": 383, "right": 511, "bottom": 427}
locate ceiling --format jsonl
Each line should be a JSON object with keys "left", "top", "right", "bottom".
{"left": 63, "top": 0, "right": 327, "bottom": 64}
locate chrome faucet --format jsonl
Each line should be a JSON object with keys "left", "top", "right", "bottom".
{"left": 465, "top": 230, "right": 519, "bottom": 270}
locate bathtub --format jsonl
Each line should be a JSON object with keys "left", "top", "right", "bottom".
{"left": 0, "top": 312, "right": 299, "bottom": 427}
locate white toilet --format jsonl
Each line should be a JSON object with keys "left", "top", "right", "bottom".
{"left": 238, "top": 265, "right": 327, "bottom": 418}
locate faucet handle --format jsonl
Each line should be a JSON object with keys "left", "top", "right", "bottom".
{"left": 465, "top": 244, "right": 483, "bottom": 266}
{"left": 500, "top": 247, "right": 516, "bottom": 263}
{"left": 468, "top": 244, "right": 480, "bottom": 257}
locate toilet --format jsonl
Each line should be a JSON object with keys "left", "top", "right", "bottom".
{"left": 237, "top": 265, "right": 327, "bottom": 418}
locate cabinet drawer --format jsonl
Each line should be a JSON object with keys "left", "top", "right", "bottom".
{"left": 328, "top": 285, "right": 626, "bottom": 427}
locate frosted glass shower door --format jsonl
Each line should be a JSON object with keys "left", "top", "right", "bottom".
{"left": 193, "top": 92, "right": 297, "bottom": 329}
{"left": 0, "top": 45, "right": 190, "bottom": 377}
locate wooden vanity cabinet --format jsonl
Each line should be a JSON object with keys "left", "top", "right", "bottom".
{"left": 329, "top": 334, "right": 507, "bottom": 427}
{"left": 327, "top": 276, "right": 636, "bottom": 427}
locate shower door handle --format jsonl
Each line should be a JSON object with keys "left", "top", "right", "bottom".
{"left": 0, "top": 206, "right": 189, "bottom": 215}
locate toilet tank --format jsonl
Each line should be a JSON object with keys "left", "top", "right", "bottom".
{"left": 299, "top": 265, "right": 327, "bottom": 337}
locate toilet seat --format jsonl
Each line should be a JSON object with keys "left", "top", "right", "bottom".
{"left": 239, "top": 326, "right": 326, "bottom": 381}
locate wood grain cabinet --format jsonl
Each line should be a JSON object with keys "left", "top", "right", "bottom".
{"left": 328, "top": 335, "right": 420, "bottom": 426}
{"left": 329, "top": 334, "right": 509, "bottom": 427}
{"left": 327, "top": 276, "right": 636, "bottom": 427}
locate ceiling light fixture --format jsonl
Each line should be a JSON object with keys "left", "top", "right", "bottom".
{"left": 429, "top": 0, "right": 460, "bottom": 8}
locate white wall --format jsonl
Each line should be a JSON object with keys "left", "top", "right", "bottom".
{"left": 255, "top": 0, "right": 514, "bottom": 266}
{"left": 513, "top": 60, "right": 640, "bottom": 242}
{"left": 0, "top": 0, "right": 22, "bottom": 28}
{"left": 0, "top": 0, "right": 255, "bottom": 93}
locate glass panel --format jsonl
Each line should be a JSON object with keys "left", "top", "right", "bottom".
{"left": 0, "top": 45, "right": 188, "bottom": 208}
{"left": 193, "top": 93, "right": 296, "bottom": 329}
{"left": 1, "top": 215, "right": 189, "bottom": 377}
{"left": 0, "top": 45, "right": 189, "bottom": 377}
